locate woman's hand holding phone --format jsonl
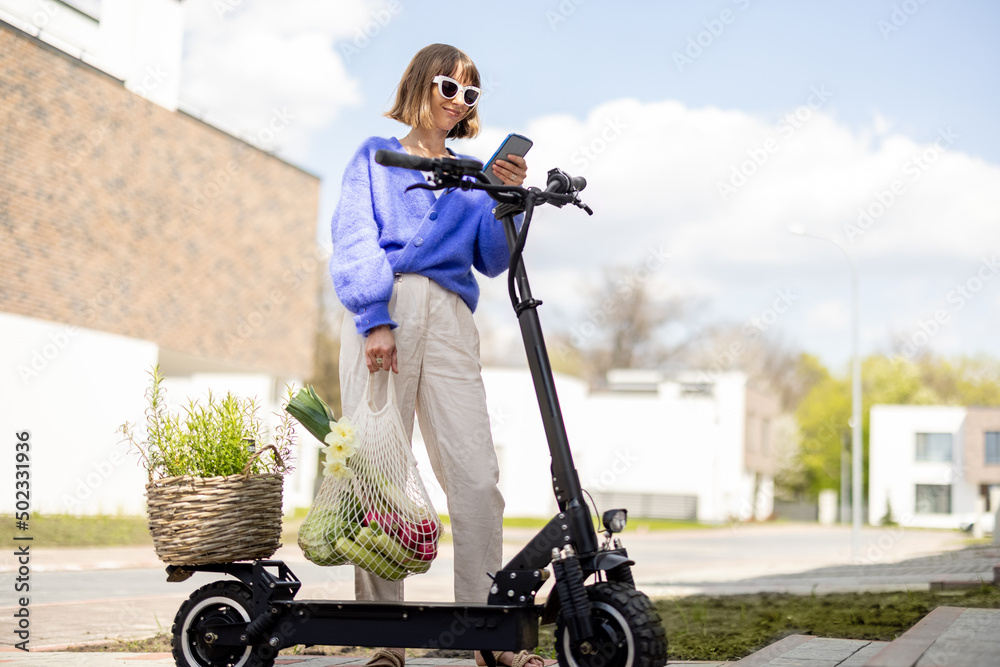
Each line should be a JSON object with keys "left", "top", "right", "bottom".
{"left": 493, "top": 153, "right": 528, "bottom": 186}
{"left": 483, "top": 133, "right": 532, "bottom": 185}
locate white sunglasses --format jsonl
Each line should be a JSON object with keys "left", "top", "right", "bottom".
{"left": 432, "top": 75, "right": 481, "bottom": 107}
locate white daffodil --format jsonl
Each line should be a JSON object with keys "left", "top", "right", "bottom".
{"left": 323, "top": 444, "right": 351, "bottom": 464}
{"left": 324, "top": 419, "right": 356, "bottom": 450}
{"left": 322, "top": 459, "right": 355, "bottom": 480}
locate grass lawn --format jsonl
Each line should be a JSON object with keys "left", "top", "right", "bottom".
{"left": 2, "top": 513, "right": 708, "bottom": 550}
{"left": 1, "top": 513, "right": 152, "bottom": 548}
{"left": 654, "top": 585, "right": 1000, "bottom": 661}
{"left": 499, "top": 515, "right": 708, "bottom": 532}
{"left": 67, "top": 585, "right": 1000, "bottom": 661}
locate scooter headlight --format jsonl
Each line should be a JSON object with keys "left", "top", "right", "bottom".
{"left": 602, "top": 509, "right": 628, "bottom": 534}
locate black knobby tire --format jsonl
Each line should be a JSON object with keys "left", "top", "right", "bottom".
{"left": 555, "top": 582, "right": 667, "bottom": 667}
{"left": 171, "top": 580, "right": 274, "bottom": 667}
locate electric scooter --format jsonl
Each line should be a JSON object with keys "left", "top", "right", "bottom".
{"left": 164, "top": 150, "right": 669, "bottom": 667}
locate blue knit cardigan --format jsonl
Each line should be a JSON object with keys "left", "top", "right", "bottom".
{"left": 330, "top": 136, "right": 514, "bottom": 335}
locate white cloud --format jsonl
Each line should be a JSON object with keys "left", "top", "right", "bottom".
{"left": 873, "top": 112, "right": 891, "bottom": 136}
{"left": 459, "top": 97, "right": 1000, "bottom": 284}
{"left": 180, "top": 0, "right": 377, "bottom": 160}
{"left": 461, "top": 97, "right": 1000, "bottom": 364}
{"left": 804, "top": 299, "right": 850, "bottom": 335}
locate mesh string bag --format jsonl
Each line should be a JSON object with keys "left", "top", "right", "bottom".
{"left": 297, "top": 373, "right": 442, "bottom": 580}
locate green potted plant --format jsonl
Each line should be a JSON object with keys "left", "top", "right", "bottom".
{"left": 121, "top": 366, "right": 294, "bottom": 566}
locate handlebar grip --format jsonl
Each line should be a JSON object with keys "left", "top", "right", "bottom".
{"left": 545, "top": 168, "right": 586, "bottom": 194}
{"left": 375, "top": 149, "right": 435, "bottom": 172}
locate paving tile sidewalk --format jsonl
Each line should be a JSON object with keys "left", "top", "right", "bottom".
{"left": 0, "top": 653, "right": 727, "bottom": 666}
{"left": 3, "top": 536, "right": 996, "bottom": 666}
{"left": 645, "top": 545, "right": 1000, "bottom": 596}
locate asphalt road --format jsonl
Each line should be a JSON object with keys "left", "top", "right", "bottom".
{"left": 0, "top": 523, "right": 984, "bottom": 650}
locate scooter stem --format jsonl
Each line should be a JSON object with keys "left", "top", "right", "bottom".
{"left": 498, "top": 210, "right": 598, "bottom": 558}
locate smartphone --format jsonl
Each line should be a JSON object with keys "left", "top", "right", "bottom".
{"left": 482, "top": 133, "right": 532, "bottom": 185}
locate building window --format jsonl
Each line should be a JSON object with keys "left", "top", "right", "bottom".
{"left": 986, "top": 432, "right": 1000, "bottom": 465}
{"left": 62, "top": 1, "right": 102, "bottom": 20}
{"left": 915, "top": 484, "right": 952, "bottom": 514}
{"left": 915, "top": 433, "right": 953, "bottom": 462}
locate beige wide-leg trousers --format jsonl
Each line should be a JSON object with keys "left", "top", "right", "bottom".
{"left": 339, "top": 273, "right": 505, "bottom": 605}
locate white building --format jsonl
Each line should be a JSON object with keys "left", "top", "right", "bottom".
{"left": 869, "top": 404, "right": 1000, "bottom": 531}
{"left": 412, "top": 368, "right": 779, "bottom": 524}
{"left": 0, "top": 0, "right": 184, "bottom": 111}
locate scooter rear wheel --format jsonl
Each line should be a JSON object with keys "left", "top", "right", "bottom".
{"left": 171, "top": 580, "right": 274, "bottom": 667}
{"left": 555, "top": 582, "right": 667, "bottom": 667}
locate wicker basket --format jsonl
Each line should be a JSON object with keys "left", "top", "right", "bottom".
{"left": 145, "top": 447, "right": 284, "bottom": 566}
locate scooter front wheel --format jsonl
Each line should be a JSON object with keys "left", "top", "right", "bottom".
{"left": 555, "top": 582, "right": 667, "bottom": 667}
{"left": 171, "top": 580, "right": 274, "bottom": 667}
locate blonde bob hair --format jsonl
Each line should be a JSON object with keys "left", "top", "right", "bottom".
{"left": 385, "top": 44, "right": 481, "bottom": 140}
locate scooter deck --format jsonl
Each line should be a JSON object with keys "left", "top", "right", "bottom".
{"left": 170, "top": 561, "right": 542, "bottom": 651}
{"left": 278, "top": 599, "right": 541, "bottom": 650}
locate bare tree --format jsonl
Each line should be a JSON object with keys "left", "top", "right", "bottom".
{"left": 682, "top": 324, "right": 822, "bottom": 412}
{"left": 570, "top": 262, "right": 702, "bottom": 387}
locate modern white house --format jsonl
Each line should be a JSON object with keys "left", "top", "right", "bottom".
{"left": 412, "top": 368, "right": 779, "bottom": 524}
{"left": 869, "top": 404, "right": 1000, "bottom": 531}
{"left": 0, "top": 318, "right": 322, "bottom": 516}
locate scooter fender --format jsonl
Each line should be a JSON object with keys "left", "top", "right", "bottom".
{"left": 592, "top": 550, "right": 634, "bottom": 571}
{"left": 540, "top": 551, "right": 635, "bottom": 625}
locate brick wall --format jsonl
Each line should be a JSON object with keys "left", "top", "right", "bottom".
{"left": 0, "top": 21, "right": 320, "bottom": 376}
{"left": 964, "top": 407, "right": 1000, "bottom": 485}
{"left": 744, "top": 385, "right": 779, "bottom": 476}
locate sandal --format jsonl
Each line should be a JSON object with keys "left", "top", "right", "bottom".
{"left": 478, "top": 650, "right": 545, "bottom": 667}
{"left": 367, "top": 647, "right": 405, "bottom": 667}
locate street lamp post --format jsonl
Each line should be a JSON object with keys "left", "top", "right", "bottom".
{"left": 789, "top": 225, "right": 862, "bottom": 561}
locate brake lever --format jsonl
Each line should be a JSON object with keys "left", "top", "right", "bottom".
{"left": 405, "top": 182, "right": 443, "bottom": 193}
{"left": 575, "top": 197, "right": 594, "bottom": 215}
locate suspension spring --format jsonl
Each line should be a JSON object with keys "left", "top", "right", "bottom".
{"left": 552, "top": 549, "right": 594, "bottom": 641}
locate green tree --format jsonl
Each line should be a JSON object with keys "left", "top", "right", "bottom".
{"left": 790, "top": 352, "right": 1000, "bottom": 501}
{"left": 917, "top": 354, "right": 1000, "bottom": 406}
{"left": 794, "top": 368, "right": 848, "bottom": 496}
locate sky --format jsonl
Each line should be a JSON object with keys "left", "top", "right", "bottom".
{"left": 180, "top": 0, "right": 1000, "bottom": 376}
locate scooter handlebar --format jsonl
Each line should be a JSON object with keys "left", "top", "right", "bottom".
{"left": 545, "top": 168, "right": 587, "bottom": 195}
{"left": 375, "top": 149, "right": 436, "bottom": 172}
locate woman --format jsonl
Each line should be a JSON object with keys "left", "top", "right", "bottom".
{"left": 330, "top": 44, "right": 542, "bottom": 667}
